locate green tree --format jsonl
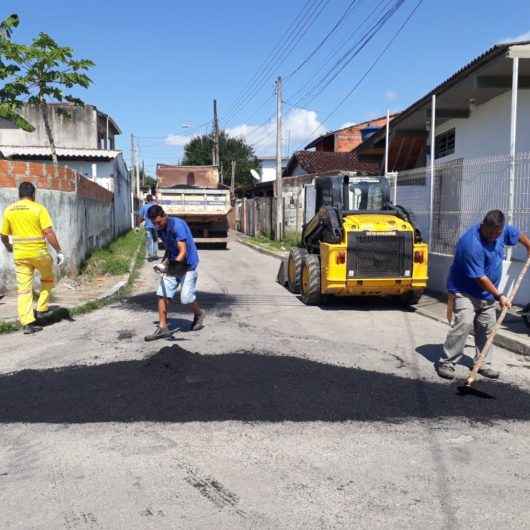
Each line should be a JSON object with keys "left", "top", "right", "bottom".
{"left": 0, "top": 14, "right": 34, "bottom": 131}
{"left": 0, "top": 16, "right": 94, "bottom": 163}
{"left": 182, "top": 131, "right": 259, "bottom": 187}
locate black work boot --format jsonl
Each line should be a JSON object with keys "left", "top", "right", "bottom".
{"left": 144, "top": 326, "right": 174, "bottom": 342}
{"left": 35, "top": 310, "right": 52, "bottom": 323}
{"left": 477, "top": 365, "right": 500, "bottom": 379}
{"left": 191, "top": 311, "right": 205, "bottom": 331}
{"left": 23, "top": 324, "right": 43, "bottom": 335}
{"left": 435, "top": 362, "right": 455, "bottom": 380}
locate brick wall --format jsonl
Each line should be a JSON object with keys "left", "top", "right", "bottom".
{"left": 1, "top": 160, "right": 124, "bottom": 291}
{"left": 335, "top": 116, "right": 390, "bottom": 153}
{"left": 0, "top": 160, "right": 112, "bottom": 201}
{"left": 76, "top": 173, "right": 113, "bottom": 202}
{"left": 312, "top": 116, "right": 393, "bottom": 153}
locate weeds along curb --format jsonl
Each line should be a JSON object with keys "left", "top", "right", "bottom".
{"left": 235, "top": 234, "right": 286, "bottom": 261}
{"left": 0, "top": 232, "right": 145, "bottom": 334}
{"left": 70, "top": 233, "right": 145, "bottom": 317}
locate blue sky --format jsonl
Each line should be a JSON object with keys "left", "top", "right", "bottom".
{"left": 5, "top": 0, "right": 530, "bottom": 174}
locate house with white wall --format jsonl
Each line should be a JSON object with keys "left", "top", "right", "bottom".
{"left": 356, "top": 41, "right": 530, "bottom": 169}
{"left": 0, "top": 103, "right": 132, "bottom": 235}
{"left": 355, "top": 40, "right": 530, "bottom": 304}
{"left": 257, "top": 155, "right": 288, "bottom": 182}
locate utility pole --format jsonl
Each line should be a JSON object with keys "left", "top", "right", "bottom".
{"left": 275, "top": 76, "right": 283, "bottom": 241}
{"left": 135, "top": 137, "right": 141, "bottom": 200}
{"left": 212, "top": 99, "right": 220, "bottom": 167}
{"left": 231, "top": 160, "right": 236, "bottom": 198}
{"left": 129, "top": 133, "right": 135, "bottom": 228}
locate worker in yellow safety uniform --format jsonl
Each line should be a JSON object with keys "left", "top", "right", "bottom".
{"left": 1, "top": 181, "right": 65, "bottom": 334}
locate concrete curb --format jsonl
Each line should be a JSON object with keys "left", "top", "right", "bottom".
{"left": 94, "top": 279, "right": 128, "bottom": 303}
{"left": 233, "top": 234, "right": 287, "bottom": 261}
{"left": 415, "top": 305, "right": 530, "bottom": 358}
{"left": 87, "top": 236, "right": 144, "bottom": 306}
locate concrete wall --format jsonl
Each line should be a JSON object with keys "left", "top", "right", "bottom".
{"left": 0, "top": 104, "right": 99, "bottom": 149}
{"left": 435, "top": 89, "right": 530, "bottom": 161}
{"left": 14, "top": 156, "right": 133, "bottom": 235}
{"left": 395, "top": 169, "right": 530, "bottom": 306}
{"left": 0, "top": 160, "right": 128, "bottom": 292}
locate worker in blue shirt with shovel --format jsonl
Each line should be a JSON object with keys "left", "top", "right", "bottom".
{"left": 144, "top": 204, "right": 205, "bottom": 341}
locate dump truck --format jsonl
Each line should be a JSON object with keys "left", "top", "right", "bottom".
{"left": 155, "top": 164, "right": 231, "bottom": 248}
{"left": 281, "top": 172, "right": 428, "bottom": 305}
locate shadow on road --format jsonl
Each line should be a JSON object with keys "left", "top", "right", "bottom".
{"left": 417, "top": 344, "right": 477, "bottom": 369}
{"left": 123, "top": 290, "right": 237, "bottom": 315}
{"left": 0, "top": 344, "right": 529, "bottom": 424}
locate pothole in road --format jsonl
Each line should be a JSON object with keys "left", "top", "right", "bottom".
{"left": 117, "top": 329, "right": 136, "bottom": 340}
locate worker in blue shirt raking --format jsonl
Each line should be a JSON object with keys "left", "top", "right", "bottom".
{"left": 437, "top": 209, "right": 530, "bottom": 381}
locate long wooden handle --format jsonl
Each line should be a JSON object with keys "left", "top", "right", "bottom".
{"left": 467, "top": 255, "right": 530, "bottom": 385}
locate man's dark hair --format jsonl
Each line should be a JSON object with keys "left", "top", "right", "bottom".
{"left": 482, "top": 209, "right": 505, "bottom": 229}
{"left": 19, "top": 181, "right": 36, "bottom": 199}
{"left": 145, "top": 194, "right": 153, "bottom": 202}
{"left": 147, "top": 204, "right": 165, "bottom": 220}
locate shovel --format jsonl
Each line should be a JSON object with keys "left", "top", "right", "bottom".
{"left": 457, "top": 255, "right": 530, "bottom": 398}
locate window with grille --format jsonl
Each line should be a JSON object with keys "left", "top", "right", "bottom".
{"left": 435, "top": 129, "right": 455, "bottom": 159}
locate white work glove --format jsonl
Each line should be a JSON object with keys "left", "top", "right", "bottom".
{"left": 153, "top": 262, "right": 167, "bottom": 274}
{"left": 56, "top": 252, "right": 65, "bottom": 266}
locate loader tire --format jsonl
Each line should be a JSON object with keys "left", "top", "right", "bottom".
{"left": 287, "top": 247, "right": 308, "bottom": 294}
{"left": 398, "top": 290, "right": 423, "bottom": 307}
{"left": 301, "top": 254, "right": 321, "bottom": 306}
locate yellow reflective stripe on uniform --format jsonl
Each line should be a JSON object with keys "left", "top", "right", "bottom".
{"left": 12, "top": 236, "right": 46, "bottom": 242}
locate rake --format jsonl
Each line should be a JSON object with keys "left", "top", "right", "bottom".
{"left": 457, "top": 255, "right": 530, "bottom": 399}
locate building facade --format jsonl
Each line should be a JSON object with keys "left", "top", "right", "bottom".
{"left": 0, "top": 103, "right": 132, "bottom": 235}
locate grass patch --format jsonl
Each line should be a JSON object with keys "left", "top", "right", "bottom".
{"left": 247, "top": 233, "right": 300, "bottom": 253}
{"left": 81, "top": 230, "right": 144, "bottom": 277}
{"left": 72, "top": 234, "right": 146, "bottom": 316}
{"left": 0, "top": 321, "right": 19, "bottom": 333}
{"left": 0, "top": 231, "right": 146, "bottom": 335}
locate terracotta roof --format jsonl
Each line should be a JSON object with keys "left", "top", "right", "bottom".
{"left": 283, "top": 151, "right": 379, "bottom": 177}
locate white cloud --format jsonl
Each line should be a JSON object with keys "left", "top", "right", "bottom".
{"left": 339, "top": 121, "right": 357, "bottom": 129}
{"left": 163, "top": 108, "right": 326, "bottom": 158}
{"left": 385, "top": 90, "right": 399, "bottom": 102}
{"left": 227, "top": 108, "right": 326, "bottom": 156}
{"left": 497, "top": 31, "right": 530, "bottom": 44}
{"left": 165, "top": 134, "right": 192, "bottom": 146}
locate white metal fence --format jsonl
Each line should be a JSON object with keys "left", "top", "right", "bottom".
{"left": 392, "top": 152, "right": 530, "bottom": 260}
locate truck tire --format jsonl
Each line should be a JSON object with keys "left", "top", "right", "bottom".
{"left": 301, "top": 254, "right": 321, "bottom": 306}
{"left": 398, "top": 290, "right": 423, "bottom": 307}
{"left": 287, "top": 248, "right": 308, "bottom": 293}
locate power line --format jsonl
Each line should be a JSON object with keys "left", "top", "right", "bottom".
{"left": 295, "top": 0, "right": 404, "bottom": 106}
{"left": 224, "top": 0, "right": 326, "bottom": 127}
{"left": 285, "top": 0, "right": 362, "bottom": 80}
{"left": 222, "top": 0, "right": 315, "bottom": 122}
{"left": 286, "top": 0, "right": 389, "bottom": 103}
{"left": 223, "top": 0, "right": 329, "bottom": 128}
{"left": 293, "top": 0, "right": 425, "bottom": 152}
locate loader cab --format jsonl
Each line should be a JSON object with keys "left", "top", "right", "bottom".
{"left": 310, "top": 173, "right": 391, "bottom": 219}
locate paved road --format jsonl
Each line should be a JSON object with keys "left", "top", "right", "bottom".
{"left": 1, "top": 239, "right": 530, "bottom": 529}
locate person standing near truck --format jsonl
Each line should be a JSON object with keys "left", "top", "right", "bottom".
{"left": 144, "top": 204, "right": 205, "bottom": 341}
{"left": 0, "top": 182, "right": 65, "bottom": 334}
{"left": 139, "top": 194, "right": 158, "bottom": 261}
